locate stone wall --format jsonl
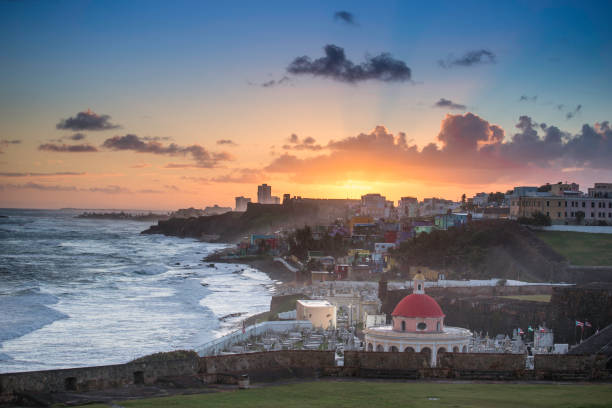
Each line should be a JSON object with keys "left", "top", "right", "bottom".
{"left": 0, "top": 358, "right": 199, "bottom": 403}
{"left": 344, "top": 351, "right": 430, "bottom": 370}
{"left": 437, "top": 353, "right": 525, "bottom": 371}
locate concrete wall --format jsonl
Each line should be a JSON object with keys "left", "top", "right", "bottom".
{"left": 201, "top": 350, "right": 334, "bottom": 374}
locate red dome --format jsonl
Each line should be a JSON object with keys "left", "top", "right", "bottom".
{"left": 391, "top": 294, "right": 444, "bottom": 318}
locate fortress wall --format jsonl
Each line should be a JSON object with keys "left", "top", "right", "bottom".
{"left": 0, "top": 358, "right": 199, "bottom": 401}
{"left": 437, "top": 353, "right": 525, "bottom": 371}
{"left": 534, "top": 354, "right": 607, "bottom": 371}
{"left": 344, "top": 351, "right": 430, "bottom": 370}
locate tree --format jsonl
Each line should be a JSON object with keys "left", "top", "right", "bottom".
{"left": 461, "top": 194, "right": 466, "bottom": 210}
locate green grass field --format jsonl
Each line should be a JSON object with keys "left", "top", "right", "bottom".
{"left": 535, "top": 231, "right": 612, "bottom": 266}
{"left": 499, "top": 294, "right": 552, "bottom": 302}
{"left": 77, "top": 381, "right": 612, "bottom": 408}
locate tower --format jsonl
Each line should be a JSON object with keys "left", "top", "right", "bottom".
{"left": 413, "top": 272, "right": 425, "bottom": 294}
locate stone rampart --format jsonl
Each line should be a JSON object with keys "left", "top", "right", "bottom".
{"left": 344, "top": 351, "right": 429, "bottom": 370}
{"left": 534, "top": 354, "right": 609, "bottom": 380}
{"left": 437, "top": 353, "right": 525, "bottom": 371}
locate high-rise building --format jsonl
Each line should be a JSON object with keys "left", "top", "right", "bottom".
{"left": 398, "top": 197, "right": 418, "bottom": 218}
{"left": 257, "top": 184, "right": 272, "bottom": 204}
{"left": 361, "top": 193, "right": 387, "bottom": 219}
{"left": 235, "top": 196, "right": 251, "bottom": 212}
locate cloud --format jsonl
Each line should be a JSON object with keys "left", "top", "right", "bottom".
{"left": 56, "top": 109, "right": 120, "bottom": 131}
{"left": 334, "top": 11, "right": 356, "bottom": 25}
{"left": 217, "top": 139, "right": 237, "bottom": 145}
{"left": 439, "top": 49, "right": 496, "bottom": 68}
{"left": 210, "top": 168, "right": 267, "bottom": 184}
{"left": 0, "top": 139, "right": 20, "bottom": 153}
{"left": 519, "top": 95, "right": 537, "bottom": 102}
{"left": 68, "top": 133, "right": 86, "bottom": 141}
{"left": 86, "top": 185, "right": 130, "bottom": 194}
{"left": 129, "top": 163, "right": 151, "bottom": 168}
{"left": 38, "top": 143, "right": 98, "bottom": 152}
{"left": 433, "top": 98, "right": 466, "bottom": 110}
{"left": 287, "top": 44, "right": 411, "bottom": 83}
{"left": 261, "top": 76, "right": 292, "bottom": 88}
{"left": 282, "top": 133, "right": 323, "bottom": 151}
{"left": 101, "top": 134, "right": 232, "bottom": 167}
{"left": 263, "top": 113, "right": 612, "bottom": 185}
{"left": 0, "top": 171, "right": 85, "bottom": 177}
{"left": 566, "top": 104, "right": 582, "bottom": 119}
{"left": 0, "top": 182, "right": 79, "bottom": 192}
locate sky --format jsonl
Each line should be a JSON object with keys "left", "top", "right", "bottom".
{"left": 1, "top": 0, "right": 611, "bottom": 210}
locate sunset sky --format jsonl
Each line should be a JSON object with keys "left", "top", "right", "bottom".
{"left": 1, "top": 0, "right": 611, "bottom": 210}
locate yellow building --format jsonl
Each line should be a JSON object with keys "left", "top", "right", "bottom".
{"left": 296, "top": 300, "right": 337, "bottom": 329}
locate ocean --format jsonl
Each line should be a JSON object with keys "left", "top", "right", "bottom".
{"left": 0, "top": 209, "right": 275, "bottom": 373}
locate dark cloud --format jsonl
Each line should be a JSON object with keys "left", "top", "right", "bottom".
{"left": 334, "top": 11, "right": 356, "bottom": 25}
{"left": 101, "top": 134, "right": 232, "bottom": 168}
{"left": 38, "top": 143, "right": 98, "bottom": 152}
{"left": 264, "top": 113, "right": 612, "bottom": 185}
{"left": 287, "top": 44, "right": 411, "bottom": 83}
{"left": 0, "top": 139, "right": 20, "bottom": 154}
{"left": 68, "top": 133, "right": 86, "bottom": 141}
{"left": 261, "top": 76, "right": 292, "bottom": 88}
{"left": 439, "top": 49, "right": 496, "bottom": 68}
{"left": 433, "top": 98, "right": 466, "bottom": 110}
{"left": 217, "top": 139, "right": 237, "bottom": 145}
{"left": 56, "top": 109, "right": 120, "bottom": 131}
{"left": 282, "top": 133, "right": 323, "bottom": 151}
{"left": 519, "top": 95, "right": 537, "bottom": 102}
{"left": 566, "top": 104, "right": 582, "bottom": 120}
{"left": 0, "top": 171, "right": 85, "bottom": 177}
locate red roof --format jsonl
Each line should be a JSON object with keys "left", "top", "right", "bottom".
{"left": 392, "top": 294, "right": 445, "bottom": 318}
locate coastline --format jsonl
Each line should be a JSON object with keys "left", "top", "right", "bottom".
{"left": 204, "top": 250, "right": 296, "bottom": 284}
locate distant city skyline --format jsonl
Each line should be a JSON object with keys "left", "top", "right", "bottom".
{"left": 1, "top": 1, "right": 611, "bottom": 209}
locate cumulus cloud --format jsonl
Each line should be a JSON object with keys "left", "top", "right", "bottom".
{"left": 263, "top": 113, "right": 612, "bottom": 185}
{"left": 282, "top": 133, "right": 323, "bottom": 151}
{"left": 101, "top": 134, "right": 232, "bottom": 167}
{"left": 287, "top": 44, "right": 411, "bottom": 83}
{"left": 56, "top": 109, "right": 120, "bottom": 131}
{"left": 433, "top": 98, "right": 466, "bottom": 110}
{"left": 439, "top": 49, "right": 496, "bottom": 68}
{"left": 566, "top": 104, "right": 582, "bottom": 120}
{"left": 334, "top": 11, "right": 356, "bottom": 25}
{"left": 38, "top": 143, "right": 98, "bottom": 152}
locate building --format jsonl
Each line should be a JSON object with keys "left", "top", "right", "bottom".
{"left": 470, "top": 192, "right": 489, "bottom": 207}
{"left": 550, "top": 182, "right": 580, "bottom": 196}
{"left": 434, "top": 213, "right": 468, "bottom": 230}
{"left": 398, "top": 197, "right": 418, "bottom": 218}
{"left": 257, "top": 183, "right": 272, "bottom": 204}
{"left": 420, "top": 198, "right": 458, "bottom": 216}
{"left": 588, "top": 183, "right": 612, "bottom": 198}
{"left": 510, "top": 195, "right": 612, "bottom": 224}
{"left": 234, "top": 196, "right": 251, "bottom": 212}
{"left": 203, "top": 205, "right": 232, "bottom": 215}
{"left": 360, "top": 194, "right": 393, "bottom": 219}
{"left": 296, "top": 300, "right": 336, "bottom": 329}
{"left": 364, "top": 274, "right": 471, "bottom": 367}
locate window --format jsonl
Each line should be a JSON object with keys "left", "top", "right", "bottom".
{"left": 401, "top": 321, "right": 406, "bottom": 331}
{"left": 546, "top": 201, "right": 550, "bottom": 206}
{"left": 436, "top": 322, "right": 441, "bottom": 331}
{"left": 417, "top": 322, "right": 427, "bottom": 330}
{"left": 582, "top": 202, "right": 586, "bottom": 207}
{"left": 592, "top": 202, "right": 595, "bottom": 208}
{"left": 558, "top": 212, "right": 561, "bottom": 217}
{"left": 546, "top": 212, "right": 549, "bottom": 216}
{"left": 591, "top": 212, "right": 595, "bottom": 217}
{"left": 558, "top": 202, "right": 562, "bottom": 207}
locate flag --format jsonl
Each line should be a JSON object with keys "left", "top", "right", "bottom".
{"left": 528, "top": 326, "right": 534, "bottom": 332}
{"left": 575, "top": 320, "right": 584, "bottom": 327}
{"left": 585, "top": 322, "right": 592, "bottom": 327}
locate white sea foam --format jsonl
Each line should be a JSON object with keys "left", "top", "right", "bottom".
{"left": 0, "top": 210, "right": 274, "bottom": 373}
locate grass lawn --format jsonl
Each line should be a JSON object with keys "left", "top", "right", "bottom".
{"left": 535, "top": 231, "right": 612, "bottom": 266}
{"left": 499, "top": 294, "right": 552, "bottom": 302}
{"left": 77, "top": 381, "right": 612, "bottom": 408}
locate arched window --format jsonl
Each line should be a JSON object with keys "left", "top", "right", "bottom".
{"left": 404, "top": 346, "right": 415, "bottom": 352}
{"left": 453, "top": 346, "right": 460, "bottom": 353}
{"left": 367, "top": 343, "right": 373, "bottom": 351}
{"left": 401, "top": 321, "right": 406, "bottom": 331}
{"left": 376, "top": 344, "right": 384, "bottom": 352}
{"left": 418, "top": 284, "right": 422, "bottom": 291}
{"left": 436, "top": 321, "right": 441, "bottom": 331}
{"left": 390, "top": 346, "right": 399, "bottom": 352}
